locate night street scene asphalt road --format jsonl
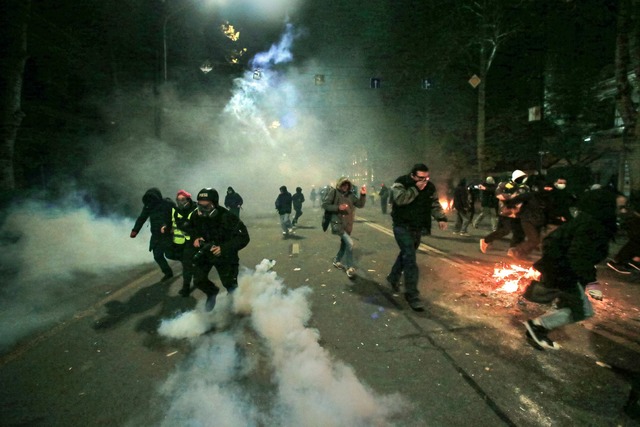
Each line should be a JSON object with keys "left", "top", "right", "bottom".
{"left": 1, "top": 209, "right": 640, "bottom": 426}
{"left": 1, "top": 0, "right": 640, "bottom": 426}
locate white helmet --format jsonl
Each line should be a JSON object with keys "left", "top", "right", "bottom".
{"left": 511, "top": 169, "right": 527, "bottom": 182}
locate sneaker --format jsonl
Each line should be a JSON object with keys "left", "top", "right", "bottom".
{"left": 346, "top": 267, "right": 356, "bottom": 279}
{"left": 523, "top": 320, "right": 560, "bottom": 350}
{"left": 585, "top": 283, "right": 603, "bottom": 301}
{"left": 507, "top": 248, "right": 516, "bottom": 258}
{"left": 333, "top": 261, "right": 345, "bottom": 270}
{"left": 178, "top": 286, "right": 191, "bottom": 297}
{"left": 628, "top": 260, "right": 640, "bottom": 272}
{"left": 458, "top": 231, "right": 470, "bottom": 236}
{"left": 407, "top": 298, "right": 425, "bottom": 312}
{"left": 479, "top": 239, "right": 490, "bottom": 254}
{"left": 287, "top": 228, "right": 294, "bottom": 234}
{"left": 161, "top": 272, "right": 174, "bottom": 281}
{"left": 607, "top": 260, "right": 632, "bottom": 275}
{"left": 386, "top": 275, "right": 400, "bottom": 292}
{"left": 205, "top": 293, "right": 218, "bottom": 312}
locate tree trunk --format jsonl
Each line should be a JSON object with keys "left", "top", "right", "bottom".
{"left": 477, "top": 46, "right": 487, "bottom": 175}
{"left": 0, "top": 0, "right": 30, "bottom": 193}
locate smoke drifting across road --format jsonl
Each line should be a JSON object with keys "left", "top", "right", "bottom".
{"left": 157, "top": 260, "right": 408, "bottom": 426}
{"left": 0, "top": 197, "right": 152, "bottom": 353}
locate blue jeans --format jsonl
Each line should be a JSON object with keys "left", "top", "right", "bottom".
{"left": 389, "top": 226, "right": 422, "bottom": 299}
{"left": 334, "top": 232, "right": 354, "bottom": 268}
{"left": 279, "top": 213, "right": 292, "bottom": 232}
{"left": 538, "top": 284, "right": 594, "bottom": 330}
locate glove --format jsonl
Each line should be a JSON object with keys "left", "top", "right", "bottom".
{"left": 130, "top": 230, "right": 138, "bottom": 238}
{"left": 585, "top": 282, "right": 603, "bottom": 301}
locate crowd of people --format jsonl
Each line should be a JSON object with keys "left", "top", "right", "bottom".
{"left": 129, "top": 166, "right": 638, "bottom": 352}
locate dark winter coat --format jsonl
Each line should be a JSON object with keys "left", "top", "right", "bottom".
{"left": 275, "top": 189, "right": 293, "bottom": 214}
{"left": 379, "top": 185, "right": 390, "bottom": 200}
{"left": 544, "top": 188, "right": 576, "bottom": 225}
{"left": 292, "top": 189, "right": 305, "bottom": 210}
{"left": 535, "top": 188, "right": 617, "bottom": 284}
{"left": 479, "top": 182, "right": 498, "bottom": 209}
{"left": 453, "top": 180, "right": 471, "bottom": 214}
{"left": 224, "top": 188, "right": 243, "bottom": 210}
{"left": 132, "top": 188, "right": 175, "bottom": 251}
{"left": 390, "top": 174, "right": 447, "bottom": 229}
{"left": 189, "top": 206, "right": 250, "bottom": 264}
{"left": 533, "top": 189, "right": 616, "bottom": 318}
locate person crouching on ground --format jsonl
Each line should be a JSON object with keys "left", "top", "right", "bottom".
{"left": 190, "top": 188, "right": 250, "bottom": 311}
{"left": 524, "top": 188, "right": 617, "bottom": 350}
{"left": 321, "top": 177, "right": 366, "bottom": 279}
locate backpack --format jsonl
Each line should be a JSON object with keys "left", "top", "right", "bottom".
{"left": 321, "top": 188, "right": 337, "bottom": 232}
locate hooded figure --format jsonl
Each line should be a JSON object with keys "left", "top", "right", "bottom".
{"left": 321, "top": 177, "right": 366, "bottom": 278}
{"left": 224, "top": 186, "right": 243, "bottom": 218}
{"left": 130, "top": 188, "right": 176, "bottom": 280}
{"left": 275, "top": 185, "right": 294, "bottom": 236}
{"left": 524, "top": 188, "right": 617, "bottom": 350}
{"left": 292, "top": 186, "right": 305, "bottom": 225}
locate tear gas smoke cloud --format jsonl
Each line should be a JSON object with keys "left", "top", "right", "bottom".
{"left": 82, "top": 21, "right": 432, "bottom": 217}
{"left": 157, "top": 260, "right": 409, "bottom": 426}
{"left": 0, "top": 197, "right": 152, "bottom": 352}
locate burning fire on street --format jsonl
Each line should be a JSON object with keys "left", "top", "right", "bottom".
{"left": 491, "top": 264, "right": 540, "bottom": 293}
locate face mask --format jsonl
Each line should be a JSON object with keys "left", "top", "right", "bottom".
{"left": 555, "top": 183, "right": 566, "bottom": 190}
{"left": 177, "top": 199, "right": 190, "bottom": 209}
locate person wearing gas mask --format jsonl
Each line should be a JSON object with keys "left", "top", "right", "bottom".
{"left": 130, "top": 188, "right": 175, "bottom": 280}
{"left": 189, "top": 188, "right": 250, "bottom": 311}
{"left": 169, "top": 190, "right": 197, "bottom": 297}
{"left": 479, "top": 170, "right": 529, "bottom": 254}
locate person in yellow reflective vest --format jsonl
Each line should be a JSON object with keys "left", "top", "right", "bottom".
{"left": 172, "top": 190, "right": 197, "bottom": 297}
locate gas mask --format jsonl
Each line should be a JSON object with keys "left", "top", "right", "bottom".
{"left": 197, "top": 204, "right": 215, "bottom": 217}
{"left": 177, "top": 199, "right": 190, "bottom": 209}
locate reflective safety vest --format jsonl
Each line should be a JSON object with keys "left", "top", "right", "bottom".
{"left": 172, "top": 208, "right": 194, "bottom": 245}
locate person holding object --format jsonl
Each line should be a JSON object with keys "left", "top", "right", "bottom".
{"left": 189, "top": 188, "right": 250, "bottom": 311}
{"left": 386, "top": 163, "right": 448, "bottom": 311}
{"left": 322, "top": 177, "right": 366, "bottom": 279}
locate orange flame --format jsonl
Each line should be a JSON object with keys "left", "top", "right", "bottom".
{"left": 492, "top": 264, "right": 540, "bottom": 293}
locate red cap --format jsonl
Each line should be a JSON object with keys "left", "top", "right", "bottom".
{"left": 176, "top": 190, "right": 191, "bottom": 199}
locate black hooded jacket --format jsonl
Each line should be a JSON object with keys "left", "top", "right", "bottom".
{"left": 132, "top": 188, "right": 175, "bottom": 250}
{"left": 534, "top": 188, "right": 617, "bottom": 289}
{"left": 189, "top": 206, "right": 250, "bottom": 264}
